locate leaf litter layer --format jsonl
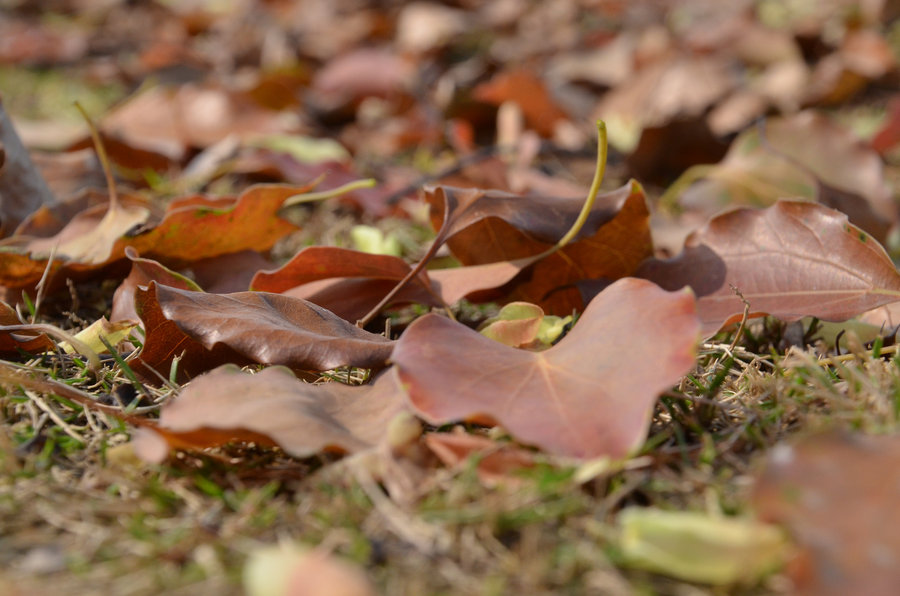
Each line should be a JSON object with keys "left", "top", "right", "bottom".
{"left": 2, "top": 1, "right": 900, "bottom": 594}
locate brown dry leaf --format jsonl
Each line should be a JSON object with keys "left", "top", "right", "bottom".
{"left": 636, "top": 201, "right": 900, "bottom": 336}
{"left": 0, "top": 18, "right": 88, "bottom": 64}
{"left": 595, "top": 54, "right": 734, "bottom": 153}
{"left": 130, "top": 282, "right": 246, "bottom": 382}
{"left": 425, "top": 181, "right": 653, "bottom": 314}
{"left": 132, "top": 282, "right": 393, "bottom": 381}
{"left": 752, "top": 433, "right": 900, "bottom": 596}
{"left": 310, "top": 47, "right": 415, "bottom": 112}
{"left": 14, "top": 193, "right": 150, "bottom": 265}
{"left": 100, "top": 83, "right": 300, "bottom": 161}
{"left": 132, "top": 365, "right": 406, "bottom": 462}
{"left": 0, "top": 184, "right": 303, "bottom": 290}
{"left": 472, "top": 68, "right": 570, "bottom": 137}
{"left": 427, "top": 258, "right": 540, "bottom": 306}
{"left": 251, "top": 246, "right": 439, "bottom": 322}
{"left": 424, "top": 432, "right": 536, "bottom": 487}
{"left": 679, "top": 112, "right": 895, "bottom": 241}
{"left": 391, "top": 278, "right": 699, "bottom": 459}
{"left": 110, "top": 247, "right": 202, "bottom": 324}
{"left": 0, "top": 301, "right": 53, "bottom": 356}
{"left": 252, "top": 246, "right": 427, "bottom": 293}
{"left": 806, "top": 29, "right": 896, "bottom": 105}
{"left": 187, "top": 250, "right": 276, "bottom": 294}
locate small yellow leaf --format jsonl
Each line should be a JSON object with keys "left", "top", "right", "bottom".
{"left": 61, "top": 317, "right": 136, "bottom": 355}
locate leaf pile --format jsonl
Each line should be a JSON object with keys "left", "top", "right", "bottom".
{"left": 1, "top": 0, "right": 899, "bottom": 593}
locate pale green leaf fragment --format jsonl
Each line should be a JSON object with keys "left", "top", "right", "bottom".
{"left": 618, "top": 507, "right": 788, "bottom": 585}
{"left": 252, "top": 134, "right": 350, "bottom": 164}
{"left": 537, "top": 315, "right": 572, "bottom": 345}
{"left": 479, "top": 302, "right": 544, "bottom": 347}
{"left": 350, "top": 225, "right": 403, "bottom": 256}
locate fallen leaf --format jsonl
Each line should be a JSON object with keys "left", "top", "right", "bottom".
{"left": 34, "top": 200, "right": 149, "bottom": 265}
{"left": 132, "top": 365, "right": 406, "bottom": 462}
{"left": 251, "top": 246, "right": 439, "bottom": 322}
{"left": 252, "top": 246, "right": 423, "bottom": 294}
{"left": 678, "top": 112, "right": 895, "bottom": 241}
{"left": 184, "top": 250, "right": 276, "bottom": 294}
{"left": 110, "top": 247, "right": 202, "bottom": 324}
{"left": 473, "top": 68, "right": 570, "bottom": 137}
{"left": 596, "top": 55, "right": 734, "bottom": 153}
{"left": 100, "top": 83, "right": 300, "bottom": 161}
{"left": 350, "top": 225, "right": 402, "bottom": 256}
{"left": 424, "top": 432, "right": 536, "bottom": 486}
{"left": 60, "top": 317, "right": 136, "bottom": 355}
{"left": 478, "top": 302, "right": 544, "bottom": 348}
{"left": 134, "top": 184, "right": 304, "bottom": 265}
{"left": 427, "top": 258, "right": 539, "bottom": 306}
{"left": 0, "top": 184, "right": 304, "bottom": 290}
{"left": 243, "top": 542, "right": 376, "bottom": 596}
{"left": 392, "top": 278, "right": 699, "bottom": 459}
{"left": 617, "top": 508, "right": 787, "bottom": 585}
{"left": 0, "top": 301, "right": 53, "bottom": 355}
{"left": 132, "top": 282, "right": 394, "bottom": 381}
{"left": 425, "top": 180, "right": 653, "bottom": 313}
{"left": 752, "top": 433, "right": 900, "bottom": 596}
{"left": 310, "top": 48, "right": 415, "bottom": 112}
{"left": 636, "top": 201, "right": 900, "bottom": 335}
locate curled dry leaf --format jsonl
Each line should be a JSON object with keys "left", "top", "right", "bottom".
{"left": 0, "top": 301, "right": 53, "bottom": 356}
{"left": 392, "top": 278, "right": 699, "bottom": 459}
{"left": 752, "top": 433, "right": 900, "bottom": 596}
{"left": 424, "top": 180, "right": 653, "bottom": 313}
{"left": 132, "top": 365, "right": 407, "bottom": 463}
{"left": 131, "top": 282, "right": 394, "bottom": 382}
{"left": 110, "top": 247, "right": 201, "bottom": 324}
{"left": 636, "top": 200, "right": 900, "bottom": 336}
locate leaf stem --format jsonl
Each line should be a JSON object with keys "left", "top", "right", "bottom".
{"left": 282, "top": 178, "right": 376, "bottom": 207}
{"left": 657, "top": 164, "right": 717, "bottom": 213}
{"left": 359, "top": 121, "right": 609, "bottom": 327}
{"left": 74, "top": 101, "right": 118, "bottom": 209}
{"left": 553, "top": 120, "right": 607, "bottom": 250}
